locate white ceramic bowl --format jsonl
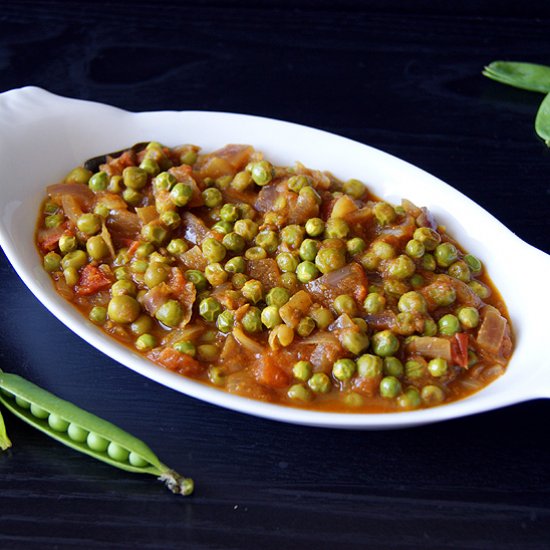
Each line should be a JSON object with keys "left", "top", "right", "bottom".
{"left": 0, "top": 87, "right": 548, "bottom": 429}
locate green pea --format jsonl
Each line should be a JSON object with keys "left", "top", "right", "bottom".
{"left": 294, "top": 261, "right": 317, "bottom": 283}
{"left": 65, "top": 166, "right": 92, "bottom": 185}
{"left": 458, "top": 307, "right": 479, "bottom": 329}
{"left": 343, "top": 392, "right": 365, "bottom": 408}
{"left": 59, "top": 250, "right": 86, "bottom": 271}
{"left": 308, "top": 373, "right": 331, "bottom": 394}
{"left": 266, "top": 287, "right": 291, "bottom": 308}
{"left": 356, "top": 354, "right": 383, "bottom": 378}
{"left": 299, "top": 239, "right": 319, "bottom": 262}
{"left": 332, "top": 358, "right": 356, "bottom": 381}
{"left": 166, "top": 238, "right": 188, "bottom": 256}
{"left": 135, "top": 334, "right": 156, "bottom": 351}
{"left": 107, "top": 295, "right": 141, "bottom": 324}
{"left": 130, "top": 314, "right": 153, "bottom": 336}
{"left": 245, "top": 246, "right": 267, "bottom": 260}
{"left": 340, "top": 330, "right": 369, "bottom": 356}
{"left": 216, "top": 310, "right": 235, "bottom": 333}
{"left": 275, "top": 252, "right": 298, "bottom": 273}
{"left": 76, "top": 213, "right": 101, "bottom": 235}
{"left": 89, "top": 171, "right": 109, "bottom": 192}
{"left": 315, "top": 247, "right": 346, "bottom": 274}
{"left": 208, "top": 366, "right": 226, "bottom": 386}
{"left": 447, "top": 260, "right": 470, "bottom": 282}
{"left": 153, "top": 171, "right": 177, "bottom": 191}
{"left": 325, "top": 218, "right": 349, "bottom": 239}
{"left": 423, "top": 318, "right": 438, "bottom": 336}
{"left": 105, "top": 442, "right": 130, "bottom": 462}
{"left": 280, "top": 225, "right": 305, "bottom": 249}
{"left": 333, "top": 294, "right": 357, "bottom": 317}
{"left": 48, "top": 413, "right": 69, "bottom": 432}
{"left": 372, "top": 240, "right": 395, "bottom": 260}
{"left": 174, "top": 341, "right": 196, "bottom": 357}
{"left": 44, "top": 213, "right": 63, "bottom": 228}
{"left": 373, "top": 202, "right": 396, "bottom": 225}
{"left": 58, "top": 234, "right": 78, "bottom": 254}
{"left": 30, "top": 403, "right": 49, "bottom": 419}
{"left": 170, "top": 182, "right": 194, "bottom": 207}
{"left": 160, "top": 210, "right": 181, "bottom": 230}
{"left": 122, "top": 188, "right": 142, "bottom": 206}
{"left": 86, "top": 235, "right": 109, "bottom": 260}
{"left": 15, "top": 396, "right": 30, "bottom": 409}
{"left": 397, "top": 387, "right": 421, "bottom": 409}
{"left": 305, "top": 217, "right": 325, "bottom": 237}
{"left": 221, "top": 257, "right": 243, "bottom": 275}
{"left": 434, "top": 242, "right": 459, "bottom": 268}
{"left": 249, "top": 160, "right": 273, "bottom": 185}
{"left": 199, "top": 297, "right": 222, "bottom": 322}
{"left": 346, "top": 237, "right": 366, "bottom": 256}
{"left": 387, "top": 255, "right": 416, "bottom": 279}
{"left": 218, "top": 203, "right": 238, "bottom": 223}
{"left": 310, "top": 306, "right": 334, "bottom": 329}
{"left": 242, "top": 279, "right": 264, "bottom": 304}
{"left": 398, "top": 291, "right": 427, "bottom": 314}
{"left": 155, "top": 299, "right": 183, "bottom": 327}
{"left": 281, "top": 271, "right": 299, "bottom": 292}
{"left": 469, "top": 280, "right": 491, "bottom": 299}
{"left": 287, "top": 384, "right": 313, "bottom": 403}
{"left": 343, "top": 178, "right": 365, "bottom": 199}
{"left": 300, "top": 186, "right": 321, "bottom": 204}
{"left": 89, "top": 306, "right": 107, "bottom": 325}
{"left": 371, "top": 330, "right": 399, "bottom": 357}
{"left": 427, "top": 284, "right": 456, "bottom": 307}
{"left": 233, "top": 219, "right": 259, "bottom": 241}
{"left": 204, "top": 263, "right": 228, "bottom": 286}
{"left": 111, "top": 280, "right": 136, "bottom": 297}
{"left": 64, "top": 267, "right": 79, "bottom": 286}
{"left": 261, "top": 305, "right": 282, "bottom": 329}
{"left": 201, "top": 237, "right": 226, "bottom": 263}
{"left": 230, "top": 170, "right": 252, "bottom": 192}
{"left": 292, "top": 361, "right": 312, "bottom": 382}
{"left": 185, "top": 269, "right": 208, "bottom": 290}
{"left": 67, "top": 423, "right": 89, "bottom": 443}
{"left": 438, "top": 314, "right": 460, "bottom": 336}
{"left": 379, "top": 376, "right": 402, "bottom": 398}
{"left": 405, "top": 239, "right": 425, "bottom": 259}
{"left": 231, "top": 272, "right": 248, "bottom": 289}
{"left": 413, "top": 227, "right": 441, "bottom": 251}
{"left": 141, "top": 223, "right": 168, "bottom": 246}
{"left": 464, "top": 254, "right": 482, "bottom": 274}
{"left": 421, "top": 385, "right": 445, "bottom": 405}
{"left": 363, "top": 292, "right": 386, "bottom": 314}
{"left": 405, "top": 360, "right": 425, "bottom": 380}
{"left": 384, "top": 357, "right": 404, "bottom": 377}
{"left": 129, "top": 452, "right": 149, "bottom": 467}
{"left": 108, "top": 175, "right": 123, "bottom": 193}
{"left": 180, "top": 149, "right": 198, "bottom": 165}
{"left": 296, "top": 316, "right": 316, "bottom": 337}
{"left": 139, "top": 158, "right": 160, "bottom": 176}
{"left": 43, "top": 251, "right": 61, "bottom": 272}
{"left": 427, "top": 357, "right": 448, "bottom": 377}
{"left": 122, "top": 166, "right": 148, "bottom": 190}
{"left": 241, "top": 306, "right": 262, "bottom": 333}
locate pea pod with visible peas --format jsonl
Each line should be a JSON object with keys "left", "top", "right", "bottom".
{"left": 535, "top": 92, "right": 550, "bottom": 146}
{"left": 0, "top": 369, "right": 193, "bottom": 496}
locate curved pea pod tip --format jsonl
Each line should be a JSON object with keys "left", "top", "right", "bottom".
{"left": 0, "top": 370, "right": 193, "bottom": 496}
{"left": 535, "top": 93, "right": 550, "bottom": 147}
{"left": 0, "top": 408, "right": 12, "bottom": 451}
{"left": 483, "top": 61, "right": 550, "bottom": 94}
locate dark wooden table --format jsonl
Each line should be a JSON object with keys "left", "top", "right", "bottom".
{"left": 1, "top": 2, "right": 549, "bottom": 548}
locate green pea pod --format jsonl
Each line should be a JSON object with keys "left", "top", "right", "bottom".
{"left": 483, "top": 61, "right": 550, "bottom": 93}
{"left": 535, "top": 92, "right": 550, "bottom": 146}
{"left": 0, "top": 371, "right": 193, "bottom": 495}
{"left": 0, "top": 409, "right": 12, "bottom": 450}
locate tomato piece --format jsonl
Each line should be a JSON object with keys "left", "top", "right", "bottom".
{"left": 75, "top": 265, "right": 112, "bottom": 296}
{"left": 451, "top": 333, "right": 469, "bottom": 369}
{"left": 256, "top": 355, "right": 291, "bottom": 389}
{"left": 155, "top": 347, "right": 202, "bottom": 376}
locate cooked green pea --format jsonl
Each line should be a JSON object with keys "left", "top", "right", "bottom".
{"left": 64, "top": 267, "right": 79, "bottom": 286}
{"left": 245, "top": 246, "right": 267, "bottom": 260}
{"left": 234, "top": 219, "right": 259, "bottom": 241}
{"left": 108, "top": 295, "right": 141, "bottom": 324}
{"left": 153, "top": 171, "right": 177, "bottom": 191}
{"left": 427, "top": 357, "right": 448, "bottom": 377}
{"left": 185, "top": 269, "right": 208, "bottom": 290}
{"left": 207, "top": 366, "right": 226, "bottom": 386}
{"left": 458, "top": 307, "right": 479, "bottom": 329}
{"left": 198, "top": 297, "right": 222, "bottom": 322}
{"left": 180, "top": 149, "right": 198, "bottom": 165}
{"left": 216, "top": 310, "right": 235, "bottom": 333}
{"left": 292, "top": 361, "right": 312, "bottom": 381}
{"left": 287, "top": 384, "right": 313, "bottom": 402}
{"left": 469, "top": 280, "right": 491, "bottom": 299}
{"left": 397, "top": 387, "right": 421, "bottom": 409}
{"left": 242, "top": 279, "right": 263, "bottom": 304}
{"left": 427, "top": 284, "right": 456, "bottom": 307}
{"left": 384, "top": 356, "right": 404, "bottom": 377}
{"left": 139, "top": 158, "right": 160, "bottom": 176}
{"left": 48, "top": 414, "right": 69, "bottom": 432}
{"left": 202, "top": 237, "right": 226, "bottom": 263}
{"left": 405, "top": 239, "right": 425, "bottom": 259}
{"left": 372, "top": 330, "right": 400, "bottom": 357}
{"left": 300, "top": 186, "right": 321, "bottom": 204}
{"left": 387, "top": 255, "right": 416, "bottom": 279}
{"left": 398, "top": 291, "right": 427, "bottom": 313}
{"left": 287, "top": 175, "right": 310, "bottom": 193}
{"left": 332, "top": 358, "right": 356, "bottom": 381}
{"left": 308, "top": 372, "right": 331, "bottom": 394}
{"left": 204, "top": 263, "right": 228, "bottom": 286}
{"left": 281, "top": 224, "right": 305, "bottom": 249}
{"left": 61, "top": 250, "right": 87, "bottom": 271}
{"left": 333, "top": 294, "right": 357, "bottom": 316}
{"left": 356, "top": 354, "right": 383, "bottom": 378}
{"left": 135, "top": 333, "right": 156, "bottom": 351}
{"left": 112, "top": 279, "right": 137, "bottom": 297}
{"left": 434, "top": 242, "right": 459, "bottom": 268}
{"left": 325, "top": 218, "right": 349, "bottom": 239}
{"left": 464, "top": 254, "right": 482, "bottom": 274}
{"left": 219, "top": 203, "right": 238, "bottom": 223}
{"left": 413, "top": 227, "right": 441, "bottom": 251}
{"left": 299, "top": 239, "right": 319, "bottom": 261}
{"left": 141, "top": 223, "right": 168, "bottom": 246}
{"left": 86, "top": 235, "right": 109, "bottom": 260}
{"left": 448, "top": 260, "right": 470, "bottom": 282}
{"left": 130, "top": 314, "right": 153, "bottom": 336}
{"left": 89, "top": 171, "right": 109, "bottom": 192}
{"left": 58, "top": 234, "right": 78, "bottom": 254}
{"left": 160, "top": 210, "right": 181, "bottom": 230}
{"left": 155, "top": 299, "right": 183, "bottom": 327}
{"left": 242, "top": 306, "right": 262, "bottom": 333}
{"left": 165, "top": 239, "right": 187, "bottom": 256}
{"left": 107, "top": 175, "right": 123, "bottom": 193}
{"left": 261, "top": 305, "right": 282, "bottom": 329}
{"left": 373, "top": 202, "right": 396, "bottom": 225}
{"left": 67, "top": 423, "right": 89, "bottom": 442}
{"left": 122, "top": 188, "right": 142, "bottom": 206}
{"left": 423, "top": 318, "right": 438, "bottom": 336}
{"left": 343, "top": 178, "right": 365, "bottom": 199}
{"left": 249, "top": 161, "right": 273, "bottom": 185}
{"left": 123, "top": 167, "right": 148, "bottom": 190}
{"left": 379, "top": 376, "right": 401, "bottom": 398}
{"left": 231, "top": 272, "right": 248, "bottom": 289}
{"left": 222, "top": 256, "right": 244, "bottom": 274}
{"left": 405, "top": 360, "right": 425, "bottom": 379}
{"left": 221, "top": 233, "right": 245, "bottom": 254}
{"left": 372, "top": 240, "right": 395, "bottom": 260}
{"left": 266, "top": 287, "right": 291, "bottom": 308}
{"left": 296, "top": 316, "right": 316, "bottom": 337}
{"left": 45, "top": 213, "right": 64, "bottom": 228}
{"left": 43, "top": 251, "right": 61, "bottom": 272}
{"left": 421, "top": 385, "right": 445, "bottom": 405}
{"left": 170, "top": 182, "right": 193, "bottom": 207}
{"left": 305, "top": 217, "right": 325, "bottom": 237}
{"left": 65, "top": 166, "right": 92, "bottom": 185}
{"left": 315, "top": 247, "right": 346, "bottom": 274}
{"left": 174, "top": 341, "right": 196, "bottom": 357}
{"left": 310, "top": 305, "right": 334, "bottom": 329}
{"left": 89, "top": 306, "right": 107, "bottom": 325}
{"left": 438, "top": 314, "right": 460, "bottom": 336}
{"left": 296, "top": 261, "right": 319, "bottom": 283}
{"left": 276, "top": 252, "right": 299, "bottom": 273}
{"left": 76, "top": 213, "right": 101, "bottom": 236}
{"left": 346, "top": 237, "right": 366, "bottom": 256}
{"left": 230, "top": 170, "right": 253, "bottom": 192}
{"left": 363, "top": 292, "right": 386, "bottom": 314}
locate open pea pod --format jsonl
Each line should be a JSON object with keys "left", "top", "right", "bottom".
{"left": 0, "top": 409, "right": 12, "bottom": 450}
{"left": 0, "top": 370, "right": 193, "bottom": 495}
{"left": 535, "top": 92, "right": 550, "bottom": 146}
{"left": 483, "top": 61, "right": 550, "bottom": 93}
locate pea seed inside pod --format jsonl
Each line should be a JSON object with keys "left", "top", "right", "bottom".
{"left": 1, "top": 388, "right": 14, "bottom": 399}
{"left": 48, "top": 413, "right": 70, "bottom": 432}
{"left": 67, "top": 423, "right": 89, "bottom": 443}
{"left": 15, "top": 396, "right": 31, "bottom": 409}
{"left": 87, "top": 432, "right": 109, "bottom": 452}
{"left": 129, "top": 452, "right": 149, "bottom": 467}
{"left": 30, "top": 403, "right": 50, "bottom": 419}
{"left": 107, "top": 442, "right": 130, "bottom": 462}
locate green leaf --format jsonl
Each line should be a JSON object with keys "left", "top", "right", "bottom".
{"left": 483, "top": 61, "right": 550, "bottom": 93}
{"left": 0, "top": 409, "right": 12, "bottom": 451}
{"left": 535, "top": 93, "right": 550, "bottom": 146}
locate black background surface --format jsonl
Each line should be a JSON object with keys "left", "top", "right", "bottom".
{"left": 1, "top": 2, "right": 549, "bottom": 549}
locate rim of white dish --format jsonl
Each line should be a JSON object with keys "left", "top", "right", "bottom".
{"left": 0, "top": 86, "right": 549, "bottom": 429}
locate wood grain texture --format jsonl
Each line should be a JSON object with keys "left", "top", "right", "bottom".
{"left": 1, "top": 2, "right": 549, "bottom": 548}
